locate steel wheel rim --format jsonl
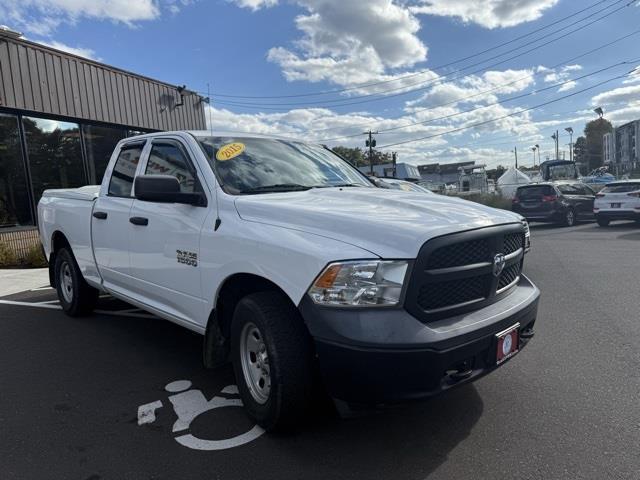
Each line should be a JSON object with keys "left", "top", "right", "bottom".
{"left": 59, "top": 262, "right": 73, "bottom": 303}
{"left": 240, "top": 322, "right": 271, "bottom": 405}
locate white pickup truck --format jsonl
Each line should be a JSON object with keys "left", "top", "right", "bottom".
{"left": 38, "top": 131, "right": 539, "bottom": 430}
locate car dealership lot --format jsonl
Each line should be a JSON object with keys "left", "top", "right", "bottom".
{"left": 1, "top": 222, "right": 639, "bottom": 480}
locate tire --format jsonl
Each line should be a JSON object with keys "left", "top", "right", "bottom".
{"left": 231, "top": 291, "right": 314, "bottom": 431}
{"left": 596, "top": 217, "right": 610, "bottom": 227}
{"left": 54, "top": 247, "right": 99, "bottom": 317}
{"left": 563, "top": 208, "right": 576, "bottom": 227}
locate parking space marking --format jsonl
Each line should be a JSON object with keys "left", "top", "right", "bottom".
{"left": 137, "top": 380, "right": 265, "bottom": 451}
{"left": 0, "top": 299, "right": 62, "bottom": 310}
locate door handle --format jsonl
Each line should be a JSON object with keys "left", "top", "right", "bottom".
{"left": 129, "top": 216, "right": 149, "bottom": 226}
{"left": 93, "top": 211, "right": 108, "bottom": 220}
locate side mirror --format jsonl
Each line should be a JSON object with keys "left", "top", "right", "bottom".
{"left": 134, "top": 175, "right": 206, "bottom": 206}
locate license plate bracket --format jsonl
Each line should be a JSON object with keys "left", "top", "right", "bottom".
{"left": 611, "top": 203, "right": 621, "bottom": 208}
{"left": 496, "top": 323, "right": 520, "bottom": 365}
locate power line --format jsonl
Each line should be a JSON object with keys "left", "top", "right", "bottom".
{"left": 316, "top": 60, "right": 635, "bottom": 142}
{"left": 375, "top": 68, "right": 637, "bottom": 149}
{"left": 207, "top": 0, "right": 633, "bottom": 109}
{"left": 308, "top": 28, "right": 640, "bottom": 134}
{"left": 202, "top": 0, "right": 622, "bottom": 100}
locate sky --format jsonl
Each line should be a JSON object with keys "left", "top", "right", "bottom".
{"left": 1, "top": 0, "right": 640, "bottom": 169}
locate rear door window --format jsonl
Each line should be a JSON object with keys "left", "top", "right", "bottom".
{"left": 517, "top": 185, "right": 554, "bottom": 198}
{"left": 108, "top": 143, "right": 144, "bottom": 197}
{"left": 557, "top": 184, "right": 579, "bottom": 195}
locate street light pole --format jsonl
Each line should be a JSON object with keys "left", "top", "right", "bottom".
{"left": 565, "top": 127, "right": 574, "bottom": 162}
{"left": 531, "top": 146, "right": 537, "bottom": 167}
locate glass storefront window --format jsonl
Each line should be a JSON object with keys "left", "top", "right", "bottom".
{"left": 82, "top": 124, "right": 127, "bottom": 184}
{"left": 22, "top": 117, "right": 85, "bottom": 205}
{"left": 0, "top": 114, "right": 33, "bottom": 228}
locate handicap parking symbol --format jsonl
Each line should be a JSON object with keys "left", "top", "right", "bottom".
{"left": 137, "top": 380, "right": 265, "bottom": 451}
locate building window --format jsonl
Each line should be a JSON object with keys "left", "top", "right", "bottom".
{"left": 82, "top": 124, "right": 127, "bottom": 185}
{"left": 0, "top": 113, "right": 33, "bottom": 228}
{"left": 22, "top": 117, "right": 85, "bottom": 206}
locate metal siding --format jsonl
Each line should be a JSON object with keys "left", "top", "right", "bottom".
{"left": 18, "top": 46, "right": 35, "bottom": 110}
{"left": 8, "top": 43, "right": 24, "bottom": 108}
{"left": 0, "top": 41, "right": 14, "bottom": 107}
{"left": 0, "top": 37, "right": 206, "bottom": 130}
{"left": 51, "top": 55, "right": 66, "bottom": 116}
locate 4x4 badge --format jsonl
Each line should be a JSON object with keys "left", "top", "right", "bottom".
{"left": 493, "top": 253, "right": 506, "bottom": 277}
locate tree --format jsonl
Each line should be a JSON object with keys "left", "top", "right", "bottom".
{"left": 573, "top": 136, "right": 588, "bottom": 169}
{"left": 331, "top": 146, "right": 391, "bottom": 167}
{"left": 583, "top": 118, "right": 612, "bottom": 171}
{"left": 331, "top": 146, "right": 365, "bottom": 166}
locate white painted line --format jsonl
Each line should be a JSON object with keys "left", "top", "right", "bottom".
{"left": 0, "top": 300, "right": 62, "bottom": 310}
{"left": 221, "top": 385, "right": 239, "bottom": 395}
{"left": 34, "top": 300, "right": 60, "bottom": 305}
{"left": 30, "top": 286, "right": 53, "bottom": 292}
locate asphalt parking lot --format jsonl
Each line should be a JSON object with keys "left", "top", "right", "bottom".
{"left": 1, "top": 221, "right": 639, "bottom": 480}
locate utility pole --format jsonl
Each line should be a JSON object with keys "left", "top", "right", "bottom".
{"left": 392, "top": 152, "right": 397, "bottom": 178}
{"left": 531, "top": 146, "right": 537, "bottom": 167}
{"left": 364, "top": 130, "right": 378, "bottom": 175}
{"left": 565, "top": 127, "right": 574, "bottom": 162}
{"left": 514, "top": 146, "right": 518, "bottom": 168}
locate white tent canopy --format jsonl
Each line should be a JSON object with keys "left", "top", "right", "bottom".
{"left": 497, "top": 167, "right": 532, "bottom": 199}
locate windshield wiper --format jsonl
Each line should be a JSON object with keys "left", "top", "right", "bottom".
{"left": 239, "top": 183, "right": 313, "bottom": 194}
{"left": 312, "top": 183, "right": 364, "bottom": 188}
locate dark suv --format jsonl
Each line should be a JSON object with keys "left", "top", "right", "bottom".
{"left": 512, "top": 182, "right": 596, "bottom": 227}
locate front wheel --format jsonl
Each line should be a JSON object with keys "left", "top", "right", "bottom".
{"left": 231, "top": 292, "right": 314, "bottom": 431}
{"left": 597, "top": 217, "right": 610, "bottom": 227}
{"left": 54, "top": 248, "right": 98, "bottom": 316}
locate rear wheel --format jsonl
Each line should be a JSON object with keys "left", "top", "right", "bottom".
{"left": 563, "top": 208, "right": 576, "bottom": 227}
{"left": 596, "top": 217, "right": 610, "bottom": 227}
{"left": 231, "top": 291, "right": 314, "bottom": 431}
{"left": 54, "top": 248, "right": 98, "bottom": 316}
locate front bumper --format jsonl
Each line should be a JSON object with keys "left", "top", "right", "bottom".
{"left": 299, "top": 275, "right": 540, "bottom": 404}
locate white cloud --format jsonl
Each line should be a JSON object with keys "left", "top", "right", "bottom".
{"left": 557, "top": 81, "right": 576, "bottom": 92}
{"left": 265, "top": 0, "right": 428, "bottom": 89}
{"left": 592, "top": 84, "right": 640, "bottom": 106}
{"left": 229, "top": 0, "right": 278, "bottom": 10}
{"left": 0, "top": 0, "right": 196, "bottom": 36}
{"left": 411, "top": 0, "right": 559, "bottom": 29}
{"left": 33, "top": 39, "right": 99, "bottom": 60}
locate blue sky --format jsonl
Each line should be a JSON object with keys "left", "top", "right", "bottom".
{"left": 2, "top": 0, "right": 640, "bottom": 168}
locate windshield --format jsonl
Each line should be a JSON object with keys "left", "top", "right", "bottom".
{"left": 546, "top": 163, "right": 578, "bottom": 180}
{"left": 196, "top": 136, "right": 372, "bottom": 194}
{"left": 601, "top": 183, "right": 640, "bottom": 193}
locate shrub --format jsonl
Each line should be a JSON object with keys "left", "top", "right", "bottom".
{"left": 0, "top": 242, "right": 19, "bottom": 267}
{"left": 22, "top": 244, "right": 48, "bottom": 268}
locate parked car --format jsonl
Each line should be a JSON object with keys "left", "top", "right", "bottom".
{"left": 594, "top": 180, "right": 640, "bottom": 227}
{"left": 378, "top": 178, "right": 434, "bottom": 193}
{"left": 38, "top": 131, "right": 539, "bottom": 431}
{"left": 512, "top": 182, "right": 596, "bottom": 227}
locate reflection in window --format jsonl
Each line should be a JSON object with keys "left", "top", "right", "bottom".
{"left": 0, "top": 114, "right": 33, "bottom": 228}
{"left": 109, "top": 144, "right": 143, "bottom": 197}
{"left": 82, "top": 125, "right": 126, "bottom": 184}
{"left": 146, "top": 143, "right": 196, "bottom": 193}
{"left": 22, "top": 117, "right": 85, "bottom": 205}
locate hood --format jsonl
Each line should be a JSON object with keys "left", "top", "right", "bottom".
{"left": 234, "top": 188, "right": 521, "bottom": 258}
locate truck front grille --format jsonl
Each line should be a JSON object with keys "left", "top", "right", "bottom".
{"left": 405, "top": 224, "right": 525, "bottom": 322}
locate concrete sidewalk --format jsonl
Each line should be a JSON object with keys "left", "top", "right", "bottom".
{"left": 0, "top": 269, "right": 50, "bottom": 297}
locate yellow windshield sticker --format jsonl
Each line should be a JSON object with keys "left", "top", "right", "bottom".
{"left": 216, "top": 143, "right": 245, "bottom": 161}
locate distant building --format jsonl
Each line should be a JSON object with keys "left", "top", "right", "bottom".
{"left": 358, "top": 162, "right": 421, "bottom": 180}
{"left": 603, "top": 120, "right": 639, "bottom": 175}
{"left": 418, "top": 161, "right": 475, "bottom": 185}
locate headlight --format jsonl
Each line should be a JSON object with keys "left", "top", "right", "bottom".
{"left": 308, "top": 260, "right": 408, "bottom": 307}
